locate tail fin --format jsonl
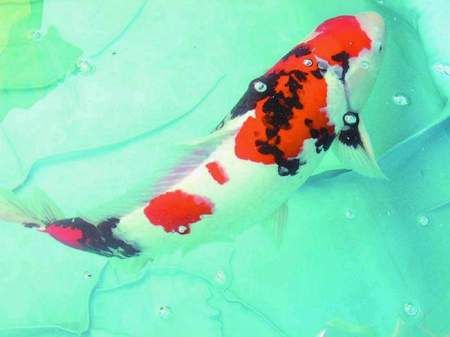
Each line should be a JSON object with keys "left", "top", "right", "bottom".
{"left": 0, "top": 187, "right": 64, "bottom": 227}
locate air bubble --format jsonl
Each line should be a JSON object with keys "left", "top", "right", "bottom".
{"left": 344, "top": 112, "right": 358, "bottom": 125}
{"left": 77, "top": 59, "right": 95, "bottom": 74}
{"left": 178, "top": 225, "right": 188, "bottom": 234}
{"left": 253, "top": 80, "right": 267, "bottom": 93}
{"left": 392, "top": 94, "right": 410, "bottom": 106}
{"left": 31, "top": 30, "right": 42, "bottom": 41}
{"left": 214, "top": 270, "right": 226, "bottom": 284}
{"left": 158, "top": 305, "right": 172, "bottom": 319}
{"left": 303, "top": 58, "right": 313, "bottom": 67}
{"left": 433, "top": 64, "right": 450, "bottom": 76}
{"left": 361, "top": 61, "right": 370, "bottom": 69}
{"left": 404, "top": 302, "right": 419, "bottom": 316}
{"left": 84, "top": 271, "right": 93, "bottom": 279}
{"left": 417, "top": 215, "right": 429, "bottom": 226}
{"left": 345, "top": 209, "right": 355, "bottom": 219}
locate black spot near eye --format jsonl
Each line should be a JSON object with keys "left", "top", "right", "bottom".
{"left": 229, "top": 74, "right": 277, "bottom": 119}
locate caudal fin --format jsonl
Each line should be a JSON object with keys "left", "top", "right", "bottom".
{"left": 0, "top": 187, "right": 64, "bottom": 227}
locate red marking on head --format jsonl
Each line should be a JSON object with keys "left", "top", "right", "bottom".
{"left": 144, "top": 190, "right": 214, "bottom": 234}
{"left": 206, "top": 161, "right": 229, "bottom": 185}
{"left": 45, "top": 224, "right": 83, "bottom": 249}
{"left": 312, "top": 15, "right": 371, "bottom": 62}
{"left": 234, "top": 15, "right": 369, "bottom": 166}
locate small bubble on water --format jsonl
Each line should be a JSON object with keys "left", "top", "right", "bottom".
{"left": 158, "top": 305, "right": 172, "bottom": 319}
{"left": 361, "top": 61, "right": 370, "bottom": 69}
{"left": 433, "top": 63, "right": 450, "bottom": 76}
{"left": 404, "top": 302, "right": 419, "bottom": 316}
{"left": 345, "top": 209, "right": 355, "bottom": 219}
{"left": 178, "top": 225, "right": 188, "bottom": 234}
{"left": 214, "top": 270, "right": 226, "bottom": 284}
{"left": 417, "top": 215, "right": 430, "bottom": 226}
{"left": 376, "top": 0, "right": 384, "bottom": 4}
{"left": 31, "top": 30, "right": 42, "bottom": 41}
{"left": 392, "top": 94, "right": 410, "bottom": 106}
{"left": 84, "top": 271, "right": 93, "bottom": 279}
{"left": 77, "top": 59, "right": 95, "bottom": 74}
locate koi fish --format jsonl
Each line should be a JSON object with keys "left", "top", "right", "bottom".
{"left": 0, "top": 12, "right": 385, "bottom": 258}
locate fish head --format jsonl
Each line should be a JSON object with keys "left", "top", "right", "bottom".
{"left": 310, "top": 12, "right": 385, "bottom": 112}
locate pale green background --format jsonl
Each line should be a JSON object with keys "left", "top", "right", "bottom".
{"left": 0, "top": 0, "right": 449, "bottom": 336}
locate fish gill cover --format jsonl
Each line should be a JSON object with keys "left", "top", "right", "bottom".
{"left": 0, "top": 0, "right": 449, "bottom": 337}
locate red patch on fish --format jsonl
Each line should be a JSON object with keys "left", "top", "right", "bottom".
{"left": 206, "top": 161, "right": 229, "bottom": 185}
{"left": 313, "top": 15, "right": 372, "bottom": 60}
{"left": 234, "top": 64, "right": 331, "bottom": 164}
{"left": 45, "top": 224, "right": 83, "bottom": 249}
{"left": 144, "top": 190, "right": 213, "bottom": 234}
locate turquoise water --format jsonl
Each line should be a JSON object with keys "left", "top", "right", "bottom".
{"left": 0, "top": 0, "right": 449, "bottom": 336}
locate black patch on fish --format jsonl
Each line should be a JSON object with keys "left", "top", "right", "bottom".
{"left": 49, "top": 217, "right": 140, "bottom": 258}
{"left": 228, "top": 41, "right": 331, "bottom": 176}
{"left": 331, "top": 51, "right": 350, "bottom": 80}
{"left": 304, "top": 118, "right": 336, "bottom": 153}
{"left": 282, "top": 43, "right": 312, "bottom": 60}
{"left": 338, "top": 112, "right": 363, "bottom": 149}
{"left": 311, "top": 68, "right": 324, "bottom": 79}
{"left": 255, "top": 140, "right": 306, "bottom": 176}
{"left": 339, "top": 126, "right": 363, "bottom": 148}
{"left": 230, "top": 73, "right": 279, "bottom": 119}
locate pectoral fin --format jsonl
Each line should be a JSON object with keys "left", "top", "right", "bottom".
{"left": 333, "top": 112, "right": 386, "bottom": 179}
{"left": 263, "top": 202, "right": 288, "bottom": 246}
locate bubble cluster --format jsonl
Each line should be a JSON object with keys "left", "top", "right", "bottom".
{"left": 158, "top": 305, "right": 172, "bottom": 319}
{"left": 77, "top": 59, "right": 95, "bottom": 74}
{"left": 392, "top": 94, "right": 410, "bottom": 106}
{"left": 416, "top": 215, "right": 430, "bottom": 226}
{"left": 345, "top": 209, "right": 355, "bottom": 220}
{"left": 404, "top": 302, "right": 419, "bottom": 316}
{"left": 214, "top": 270, "right": 226, "bottom": 284}
{"left": 31, "top": 30, "right": 42, "bottom": 41}
{"left": 433, "top": 63, "right": 450, "bottom": 76}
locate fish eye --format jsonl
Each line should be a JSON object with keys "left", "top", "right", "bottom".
{"left": 343, "top": 112, "right": 358, "bottom": 125}
{"left": 303, "top": 58, "right": 313, "bottom": 67}
{"left": 253, "top": 80, "right": 267, "bottom": 93}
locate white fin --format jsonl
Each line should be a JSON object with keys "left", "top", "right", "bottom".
{"left": 182, "top": 120, "right": 241, "bottom": 147}
{"left": 316, "top": 330, "right": 327, "bottom": 337}
{"left": 81, "top": 182, "right": 156, "bottom": 224}
{"left": 333, "top": 115, "right": 386, "bottom": 179}
{"left": 184, "top": 128, "right": 235, "bottom": 147}
{"left": 0, "top": 187, "right": 63, "bottom": 226}
{"left": 264, "top": 203, "right": 288, "bottom": 246}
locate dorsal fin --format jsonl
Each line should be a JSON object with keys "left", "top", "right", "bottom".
{"left": 81, "top": 136, "right": 224, "bottom": 224}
